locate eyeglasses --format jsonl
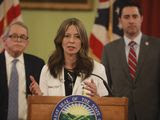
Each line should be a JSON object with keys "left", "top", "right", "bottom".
{"left": 8, "top": 34, "right": 29, "bottom": 41}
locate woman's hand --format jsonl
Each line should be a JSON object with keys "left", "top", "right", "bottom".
{"left": 29, "top": 75, "right": 43, "bottom": 96}
{"left": 83, "top": 79, "right": 99, "bottom": 97}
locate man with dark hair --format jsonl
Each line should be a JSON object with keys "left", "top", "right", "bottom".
{"left": 0, "top": 22, "right": 45, "bottom": 120}
{"left": 102, "top": 1, "right": 160, "bottom": 120}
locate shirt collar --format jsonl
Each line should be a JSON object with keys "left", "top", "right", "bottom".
{"left": 5, "top": 51, "right": 24, "bottom": 64}
{"left": 124, "top": 32, "right": 142, "bottom": 46}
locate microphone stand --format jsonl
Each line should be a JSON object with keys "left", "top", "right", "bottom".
{"left": 91, "top": 73, "right": 113, "bottom": 97}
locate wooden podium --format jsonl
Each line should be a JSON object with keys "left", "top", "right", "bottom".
{"left": 27, "top": 96, "right": 128, "bottom": 120}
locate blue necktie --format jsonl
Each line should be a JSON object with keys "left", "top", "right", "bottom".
{"left": 8, "top": 59, "right": 19, "bottom": 120}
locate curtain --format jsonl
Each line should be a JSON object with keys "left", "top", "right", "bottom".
{"left": 141, "top": 0, "right": 160, "bottom": 38}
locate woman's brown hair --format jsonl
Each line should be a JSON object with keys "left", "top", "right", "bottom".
{"left": 48, "top": 18, "right": 93, "bottom": 79}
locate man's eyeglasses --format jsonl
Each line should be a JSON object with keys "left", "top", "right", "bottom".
{"left": 8, "top": 34, "right": 29, "bottom": 41}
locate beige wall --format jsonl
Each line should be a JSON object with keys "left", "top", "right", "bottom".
{"left": 22, "top": 1, "right": 97, "bottom": 62}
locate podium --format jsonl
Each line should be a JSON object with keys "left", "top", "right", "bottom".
{"left": 27, "top": 96, "right": 128, "bottom": 120}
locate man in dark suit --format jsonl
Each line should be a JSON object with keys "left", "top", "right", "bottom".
{"left": 102, "top": 1, "right": 160, "bottom": 120}
{"left": 0, "top": 22, "right": 45, "bottom": 120}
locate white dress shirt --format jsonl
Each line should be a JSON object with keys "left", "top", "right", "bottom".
{"left": 124, "top": 32, "right": 142, "bottom": 62}
{"left": 5, "top": 51, "right": 27, "bottom": 120}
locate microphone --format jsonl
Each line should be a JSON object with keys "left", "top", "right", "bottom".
{"left": 91, "top": 73, "right": 113, "bottom": 97}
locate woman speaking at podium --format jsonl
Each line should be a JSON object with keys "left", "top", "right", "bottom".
{"left": 30, "top": 18, "right": 109, "bottom": 97}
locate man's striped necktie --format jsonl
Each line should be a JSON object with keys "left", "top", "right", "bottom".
{"left": 128, "top": 41, "right": 137, "bottom": 80}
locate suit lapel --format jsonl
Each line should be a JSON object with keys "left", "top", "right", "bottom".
{"left": 0, "top": 52, "right": 7, "bottom": 81}
{"left": 119, "top": 39, "right": 132, "bottom": 79}
{"left": 60, "top": 68, "right": 65, "bottom": 96}
{"left": 0, "top": 52, "right": 8, "bottom": 95}
{"left": 23, "top": 54, "right": 31, "bottom": 95}
{"left": 135, "top": 35, "right": 150, "bottom": 80}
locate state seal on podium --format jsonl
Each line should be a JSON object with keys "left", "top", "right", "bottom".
{"left": 52, "top": 95, "right": 102, "bottom": 120}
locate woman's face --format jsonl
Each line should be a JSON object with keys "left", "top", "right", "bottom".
{"left": 62, "top": 25, "right": 81, "bottom": 56}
